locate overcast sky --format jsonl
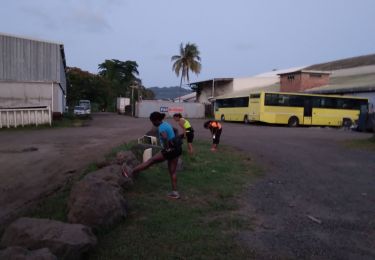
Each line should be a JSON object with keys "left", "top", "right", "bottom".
{"left": 1, "top": 0, "right": 374, "bottom": 87}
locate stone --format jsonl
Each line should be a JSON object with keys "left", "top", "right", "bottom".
{"left": 67, "top": 175, "right": 127, "bottom": 229}
{"left": 88, "top": 165, "right": 133, "bottom": 190}
{"left": 115, "top": 150, "right": 139, "bottom": 167}
{"left": 0, "top": 217, "right": 97, "bottom": 260}
{"left": 0, "top": 246, "right": 57, "bottom": 260}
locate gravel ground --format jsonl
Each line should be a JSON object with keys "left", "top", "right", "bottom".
{"left": 215, "top": 122, "right": 375, "bottom": 259}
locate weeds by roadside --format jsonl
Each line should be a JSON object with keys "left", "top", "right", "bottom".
{"left": 23, "top": 140, "right": 261, "bottom": 259}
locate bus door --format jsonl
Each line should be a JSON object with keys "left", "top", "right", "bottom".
{"left": 303, "top": 98, "right": 312, "bottom": 125}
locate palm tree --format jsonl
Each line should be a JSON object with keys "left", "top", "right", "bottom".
{"left": 171, "top": 43, "right": 202, "bottom": 102}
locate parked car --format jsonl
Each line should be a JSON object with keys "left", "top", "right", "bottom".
{"left": 73, "top": 106, "right": 90, "bottom": 116}
{"left": 79, "top": 100, "right": 91, "bottom": 114}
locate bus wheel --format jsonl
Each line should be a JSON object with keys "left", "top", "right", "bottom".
{"left": 288, "top": 116, "right": 299, "bottom": 127}
{"left": 342, "top": 118, "right": 352, "bottom": 128}
{"left": 244, "top": 115, "right": 250, "bottom": 124}
{"left": 221, "top": 115, "right": 225, "bottom": 121}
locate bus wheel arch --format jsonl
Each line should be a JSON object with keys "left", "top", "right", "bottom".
{"left": 221, "top": 115, "right": 225, "bottom": 121}
{"left": 288, "top": 116, "right": 299, "bottom": 127}
{"left": 244, "top": 115, "right": 250, "bottom": 124}
{"left": 342, "top": 118, "right": 352, "bottom": 128}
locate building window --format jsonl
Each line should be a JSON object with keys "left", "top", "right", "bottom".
{"left": 309, "top": 73, "right": 322, "bottom": 78}
{"left": 287, "top": 75, "right": 295, "bottom": 80}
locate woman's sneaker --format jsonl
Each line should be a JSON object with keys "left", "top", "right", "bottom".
{"left": 167, "top": 191, "right": 180, "bottom": 199}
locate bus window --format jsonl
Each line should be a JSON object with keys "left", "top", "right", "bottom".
{"left": 250, "top": 94, "right": 260, "bottom": 99}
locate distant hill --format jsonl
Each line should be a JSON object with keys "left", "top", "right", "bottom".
{"left": 305, "top": 54, "right": 375, "bottom": 71}
{"left": 148, "top": 86, "right": 192, "bottom": 100}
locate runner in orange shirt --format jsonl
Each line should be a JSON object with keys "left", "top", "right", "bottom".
{"left": 203, "top": 120, "right": 222, "bottom": 152}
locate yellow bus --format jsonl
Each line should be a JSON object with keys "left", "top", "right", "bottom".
{"left": 214, "top": 91, "right": 368, "bottom": 127}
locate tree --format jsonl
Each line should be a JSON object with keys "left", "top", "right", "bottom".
{"left": 171, "top": 43, "right": 201, "bottom": 101}
{"left": 98, "top": 59, "right": 140, "bottom": 97}
{"left": 66, "top": 67, "right": 113, "bottom": 111}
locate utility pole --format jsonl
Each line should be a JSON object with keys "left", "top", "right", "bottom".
{"left": 130, "top": 82, "right": 138, "bottom": 117}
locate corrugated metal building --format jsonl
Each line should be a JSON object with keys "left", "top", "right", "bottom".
{"left": 0, "top": 33, "right": 67, "bottom": 115}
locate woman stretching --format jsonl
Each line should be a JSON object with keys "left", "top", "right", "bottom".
{"left": 173, "top": 113, "right": 194, "bottom": 155}
{"left": 204, "top": 120, "right": 222, "bottom": 152}
{"left": 122, "top": 112, "right": 182, "bottom": 199}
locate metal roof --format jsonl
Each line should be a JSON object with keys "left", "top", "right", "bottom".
{"left": 0, "top": 32, "right": 64, "bottom": 45}
{"left": 278, "top": 70, "right": 331, "bottom": 76}
{"left": 189, "top": 78, "right": 233, "bottom": 86}
{"left": 305, "top": 69, "right": 375, "bottom": 94}
{"left": 0, "top": 32, "right": 67, "bottom": 71}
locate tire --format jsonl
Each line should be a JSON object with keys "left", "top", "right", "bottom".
{"left": 244, "top": 115, "right": 250, "bottom": 124}
{"left": 288, "top": 116, "right": 299, "bottom": 127}
{"left": 221, "top": 115, "right": 225, "bottom": 121}
{"left": 342, "top": 118, "right": 352, "bottom": 128}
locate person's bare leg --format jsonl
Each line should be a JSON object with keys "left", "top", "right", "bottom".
{"left": 188, "top": 143, "right": 193, "bottom": 154}
{"left": 167, "top": 157, "right": 178, "bottom": 191}
{"left": 123, "top": 152, "right": 165, "bottom": 177}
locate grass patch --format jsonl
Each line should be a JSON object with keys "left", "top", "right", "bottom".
{"left": 343, "top": 136, "right": 375, "bottom": 151}
{"left": 89, "top": 141, "right": 261, "bottom": 259}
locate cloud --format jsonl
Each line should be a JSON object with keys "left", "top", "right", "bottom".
{"left": 69, "top": 8, "right": 111, "bottom": 33}
{"left": 19, "top": 5, "right": 60, "bottom": 30}
{"left": 18, "top": 0, "right": 125, "bottom": 33}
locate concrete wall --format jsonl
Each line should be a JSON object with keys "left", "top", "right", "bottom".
{"left": 0, "top": 81, "right": 64, "bottom": 113}
{"left": 0, "top": 107, "right": 51, "bottom": 128}
{"left": 136, "top": 100, "right": 204, "bottom": 118}
{"left": 198, "top": 81, "right": 233, "bottom": 104}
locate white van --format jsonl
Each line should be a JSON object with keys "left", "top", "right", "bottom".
{"left": 79, "top": 100, "right": 91, "bottom": 114}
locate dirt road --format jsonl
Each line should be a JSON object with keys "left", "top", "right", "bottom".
{"left": 1, "top": 114, "right": 374, "bottom": 259}
{"left": 0, "top": 113, "right": 150, "bottom": 227}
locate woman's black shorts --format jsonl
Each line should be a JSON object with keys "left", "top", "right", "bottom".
{"left": 213, "top": 129, "right": 222, "bottom": 144}
{"left": 161, "top": 146, "right": 182, "bottom": 160}
{"left": 186, "top": 128, "right": 194, "bottom": 143}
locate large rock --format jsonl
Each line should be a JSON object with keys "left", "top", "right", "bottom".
{"left": 115, "top": 150, "right": 139, "bottom": 167}
{"left": 0, "top": 246, "right": 57, "bottom": 260}
{"left": 67, "top": 175, "right": 127, "bottom": 229}
{"left": 88, "top": 165, "right": 133, "bottom": 190}
{"left": 0, "top": 217, "right": 97, "bottom": 260}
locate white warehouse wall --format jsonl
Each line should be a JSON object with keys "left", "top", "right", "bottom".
{"left": 0, "top": 81, "right": 64, "bottom": 113}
